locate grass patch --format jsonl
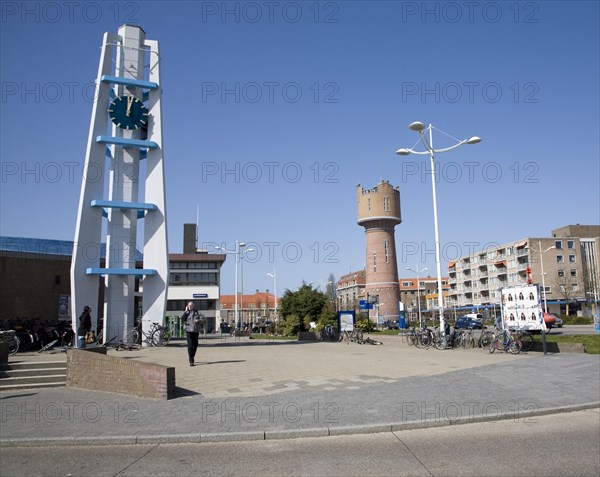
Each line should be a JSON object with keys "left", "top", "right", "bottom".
{"left": 533, "top": 334, "right": 600, "bottom": 354}
{"left": 249, "top": 334, "right": 297, "bottom": 340}
{"left": 561, "top": 316, "right": 594, "bottom": 325}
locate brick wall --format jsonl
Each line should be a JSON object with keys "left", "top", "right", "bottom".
{"left": 66, "top": 349, "right": 176, "bottom": 400}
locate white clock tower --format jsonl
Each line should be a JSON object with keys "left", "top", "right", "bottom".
{"left": 71, "top": 24, "right": 168, "bottom": 346}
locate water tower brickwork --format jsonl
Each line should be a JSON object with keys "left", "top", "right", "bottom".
{"left": 357, "top": 181, "right": 401, "bottom": 323}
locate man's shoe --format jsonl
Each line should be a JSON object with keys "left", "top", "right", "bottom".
{"left": 190, "top": 362, "right": 194, "bottom": 366}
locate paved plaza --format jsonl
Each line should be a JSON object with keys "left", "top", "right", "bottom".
{"left": 1, "top": 334, "right": 599, "bottom": 446}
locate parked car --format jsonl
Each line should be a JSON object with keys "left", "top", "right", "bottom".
{"left": 455, "top": 316, "right": 483, "bottom": 329}
{"left": 383, "top": 320, "right": 400, "bottom": 330}
{"left": 554, "top": 315, "right": 563, "bottom": 327}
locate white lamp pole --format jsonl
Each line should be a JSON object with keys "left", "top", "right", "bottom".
{"left": 238, "top": 243, "right": 254, "bottom": 328}
{"left": 538, "top": 241, "right": 555, "bottom": 313}
{"left": 216, "top": 241, "right": 251, "bottom": 330}
{"left": 397, "top": 122, "right": 481, "bottom": 336}
{"left": 407, "top": 265, "right": 427, "bottom": 329}
{"left": 267, "top": 269, "right": 278, "bottom": 321}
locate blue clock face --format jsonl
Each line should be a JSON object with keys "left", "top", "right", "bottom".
{"left": 108, "top": 95, "right": 149, "bottom": 130}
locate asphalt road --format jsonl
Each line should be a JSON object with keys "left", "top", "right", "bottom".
{"left": 547, "top": 324, "right": 598, "bottom": 335}
{"left": 1, "top": 408, "right": 598, "bottom": 477}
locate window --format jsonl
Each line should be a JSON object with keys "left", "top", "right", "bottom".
{"left": 555, "top": 241, "right": 562, "bottom": 249}
{"left": 557, "top": 269, "right": 565, "bottom": 278}
{"left": 383, "top": 197, "right": 390, "bottom": 211}
{"left": 556, "top": 255, "right": 564, "bottom": 264}
{"left": 572, "top": 283, "right": 579, "bottom": 292}
{"left": 384, "top": 240, "right": 389, "bottom": 263}
{"left": 567, "top": 240, "right": 574, "bottom": 249}
{"left": 373, "top": 252, "right": 376, "bottom": 273}
{"left": 368, "top": 198, "right": 371, "bottom": 211}
{"left": 570, "top": 269, "right": 577, "bottom": 277}
{"left": 569, "top": 255, "right": 576, "bottom": 263}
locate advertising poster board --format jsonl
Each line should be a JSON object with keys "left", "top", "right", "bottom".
{"left": 500, "top": 284, "right": 545, "bottom": 331}
{"left": 338, "top": 311, "right": 355, "bottom": 332}
{"left": 58, "top": 294, "right": 70, "bottom": 321}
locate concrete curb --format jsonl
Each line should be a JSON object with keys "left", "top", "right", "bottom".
{"left": 2, "top": 402, "right": 598, "bottom": 447}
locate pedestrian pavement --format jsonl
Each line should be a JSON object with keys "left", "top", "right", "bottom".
{"left": 1, "top": 334, "right": 598, "bottom": 446}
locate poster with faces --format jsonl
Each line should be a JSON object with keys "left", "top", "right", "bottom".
{"left": 501, "top": 285, "right": 543, "bottom": 330}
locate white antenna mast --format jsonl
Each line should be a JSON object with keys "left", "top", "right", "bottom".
{"left": 195, "top": 204, "right": 199, "bottom": 251}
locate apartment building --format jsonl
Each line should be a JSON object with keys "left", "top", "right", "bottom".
{"left": 448, "top": 225, "right": 600, "bottom": 316}
{"left": 220, "top": 291, "right": 278, "bottom": 326}
{"left": 336, "top": 270, "right": 366, "bottom": 312}
{"left": 400, "top": 277, "right": 449, "bottom": 322}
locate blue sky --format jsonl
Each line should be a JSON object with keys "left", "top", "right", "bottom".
{"left": 1, "top": 1, "right": 599, "bottom": 294}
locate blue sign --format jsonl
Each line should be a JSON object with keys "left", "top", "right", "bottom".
{"left": 359, "top": 300, "right": 372, "bottom": 310}
{"left": 193, "top": 294, "right": 208, "bottom": 298}
{"left": 594, "top": 314, "right": 600, "bottom": 333}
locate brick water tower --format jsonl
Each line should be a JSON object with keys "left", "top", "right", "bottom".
{"left": 357, "top": 180, "right": 401, "bottom": 323}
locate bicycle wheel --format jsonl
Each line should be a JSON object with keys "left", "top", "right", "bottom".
{"left": 508, "top": 340, "right": 521, "bottom": 355}
{"left": 124, "top": 329, "right": 140, "bottom": 347}
{"left": 434, "top": 335, "right": 447, "bottom": 350}
{"left": 461, "top": 334, "right": 474, "bottom": 349}
{"left": 480, "top": 331, "right": 494, "bottom": 349}
{"left": 152, "top": 328, "right": 172, "bottom": 346}
{"left": 355, "top": 329, "right": 364, "bottom": 342}
{"left": 488, "top": 339, "right": 497, "bottom": 353}
{"left": 8, "top": 337, "right": 19, "bottom": 355}
{"left": 420, "top": 331, "right": 432, "bottom": 348}
{"left": 518, "top": 333, "right": 534, "bottom": 352}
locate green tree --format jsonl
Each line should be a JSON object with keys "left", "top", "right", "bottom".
{"left": 317, "top": 302, "right": 338, "bottom": 331}
{"left": 278, "top": 283, "right": 328, "bottom": 332}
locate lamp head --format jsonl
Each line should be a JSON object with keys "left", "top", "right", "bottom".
{"left": 466, "top": 136, "right": 482, "bottom": 144}
{"left": 395, "top": 148, "right": 411, "bottom": 156}
{"left": 408, "top": 121, "right": 426, "bottom": 132}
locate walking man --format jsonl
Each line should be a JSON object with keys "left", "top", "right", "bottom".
{"left": 182, "top": 301, "right": 204, "bottom": 366}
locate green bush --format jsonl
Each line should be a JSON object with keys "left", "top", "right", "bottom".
{"left": 355, "top": 318, "right": 376, "bottom": 333}
{"left": 279, "top": 314, "right": 302, "bottom": 337}
{"left": 561, "top": 315, "right": 593, "bottom": 325}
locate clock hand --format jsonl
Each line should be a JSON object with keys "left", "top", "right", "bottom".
{"left": 126, "top": 95, "right": 133, "bottom": 117}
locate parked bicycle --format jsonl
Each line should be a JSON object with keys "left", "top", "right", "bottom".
{"left": 123, "top": 320, "right": 172, "bottom": 347}
{"left": 476, "top": 326, "right": 495, "bottom": 349}
{"left": 489, "top": 329, "right": 521, "bottom": 354}
{"left": 319, "top": 324, "right": 337, "bottom": 342}
{"left": 509, "top": 328, "right": 534, "bottom": 352}
{"left": 338, "top": 327, "right": 364, "bottom": 344}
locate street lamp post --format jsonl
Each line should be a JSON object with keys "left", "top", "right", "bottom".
{"left": 239, "top": 243, "right": 254, "bottom": 329}
{"left": 216, "top": 241, "right": 251, "bottom": 330}
{"left": 538, "top": 241, "right": 555, "bottom": 313}
{"left": 407, "top": 265, "right": 427, "bottom": 329}
{"left": 396, "top": 122, "right": 481, "bottom": 336}
{"left": 267, "top": 269, "right": 278, "bottom": 321}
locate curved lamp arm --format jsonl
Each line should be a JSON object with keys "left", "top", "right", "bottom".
{"left": 396, "top": 137, "right": 481, "bottom": 156}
